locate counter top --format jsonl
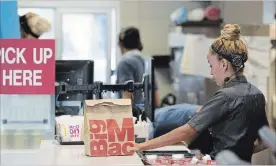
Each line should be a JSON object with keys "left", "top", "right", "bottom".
{"left": 1, "top": 149, "right": 39, "bottom": 165}
{"left": 1, "top": 140, "right": 190, "bottom": 166}
{"left": 1, "top": 140, "right": 143, "bottom": 166}
{"left": 37, "top": 140, "right": 144, "bottom": 166}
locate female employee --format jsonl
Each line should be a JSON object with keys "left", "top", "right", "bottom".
{"left": 116, "top": 26, "right": 160, "bottom": 107}
{"left": 135, "top": 24, "right": 269, "bottom": 163}
{"left": 19, "top": 12, "right": 51, "bottom": 39}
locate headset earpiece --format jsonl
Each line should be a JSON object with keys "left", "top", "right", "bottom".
{"left": 231, "top": 54, "right": 243, "bottom": 67}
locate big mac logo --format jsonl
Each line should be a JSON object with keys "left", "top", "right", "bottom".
{"left": 88, "top": 118, "right": 135, "bottom": 156}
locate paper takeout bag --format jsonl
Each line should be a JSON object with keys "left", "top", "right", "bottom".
{"left": 84, "top": 99, "right": 135, "bottom": 157}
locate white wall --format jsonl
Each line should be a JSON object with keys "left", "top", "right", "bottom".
{"left": 120, "top": 1, "right": 275, "bottom": 56}
{"left": 213, "top": 1, "right": 275, "bottom": 24}
{"left": 217, "top": 1, "right": 264, "bottom": 24}
{"left": 120, "top": 1, "right": 203, "bottom": 56}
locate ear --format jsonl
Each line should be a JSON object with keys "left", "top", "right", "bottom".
{"left": 119, "top": 41, "right": 124, "bottom": 47}
{"left": 221, "top": 59, "right": 228, "bottom": 71}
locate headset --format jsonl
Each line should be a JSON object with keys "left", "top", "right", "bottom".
{"left": 211, "top": 44, "right": 246, "bottom": 84}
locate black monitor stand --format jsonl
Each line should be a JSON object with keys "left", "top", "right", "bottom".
{"left": 55, "top": 74, "right": 154, "bottom": 122}
{"left": 55, "top": 60, "right": 94, "bottom": 116}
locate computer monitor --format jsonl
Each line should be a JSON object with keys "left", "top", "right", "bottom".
{"left": 151, "top": 58, "right": 155, "bottom": 122}
{"left": 143, "top": 57, "right": 155, "bottom": 122}
{"left": 55, "top": 60, "right": 94, "bottom": 115}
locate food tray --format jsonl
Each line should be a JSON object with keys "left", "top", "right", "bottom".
{"left": 139, "top": 151, "right": 216, "bottom": 165}
{"left": 142, "top": 151, "right": 194, "bottom": 157}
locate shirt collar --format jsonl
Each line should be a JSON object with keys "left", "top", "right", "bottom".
{"left": 123, "top": 49, "right": 142, "bottom": 56}
{"left": 224, "top": 75, "right": 247, "bottom": 88}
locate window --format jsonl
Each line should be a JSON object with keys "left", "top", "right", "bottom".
{"left": 60, "top": 13, "right": 108, "bottom": 82}
{"left": 18, "top": 5, "right": 118, "bottom": 84}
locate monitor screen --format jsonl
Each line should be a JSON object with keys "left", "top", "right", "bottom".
{"left": 55, "top": 60, "right": 94, "bottom": 115}
{"left": 143, "top": 57, "right": 155, "bottom": 122}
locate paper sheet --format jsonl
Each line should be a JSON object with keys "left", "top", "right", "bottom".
{"left": 180, "top": 34, "right": 215, "bottom": 78}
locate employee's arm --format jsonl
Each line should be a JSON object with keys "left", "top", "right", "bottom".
{"left": 153, "top": 80, "right": 161, "bottom": 108}
{"left": 196, "top": 107, "right": 201, "bottom": 113}
{"left": 136, "top": 90, "right": 228, "bottom": 151}
{"left": 122, "top": 91, "right": 132, "bottom": 99}
{"left": 137, "top": 123, "right": 197, "bottom": 151}
{"left": 123, "top": 88, "right": 161, "bottom": 107}
{"left": 123, "top": 89, "right": 160, "bottom": 107}
{"left": 154, "top": 89, "right": 161, "bottom": 108}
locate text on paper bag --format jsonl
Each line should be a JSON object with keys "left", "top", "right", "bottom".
{"left": 89, "top": 118, "right": 135, "bottom": 156}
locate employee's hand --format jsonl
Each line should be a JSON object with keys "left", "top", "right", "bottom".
{"left": 133, "top": 143, "right": 143, "bottom": 152}
{"left": 253, "top": 140, "right": 267, "bottom": 153}
{"left": 196, "top": 107, "right": 202, "bottom": 113}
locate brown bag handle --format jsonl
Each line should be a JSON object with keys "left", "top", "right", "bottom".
{"left": 93, "top": 102, "right": 118, "bottom": 107}
{"left": 86, "top": 102, "right": 130, "bottom": 113}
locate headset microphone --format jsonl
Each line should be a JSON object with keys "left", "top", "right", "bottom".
{"left": 224, "top": 64, "right": 244, "bottom": 83}
{"left": 224, "top": 77, "right": 230, "bottom": 83}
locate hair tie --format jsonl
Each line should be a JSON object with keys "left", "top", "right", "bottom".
{"left": 211, "top": 44, "right": 245, "bottom": 68}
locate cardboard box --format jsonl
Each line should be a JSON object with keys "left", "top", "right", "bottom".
{"left": 84, "top": 99, "right": 135, "bottom": 157}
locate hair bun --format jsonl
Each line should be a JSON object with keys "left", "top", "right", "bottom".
{"left": 220, "top": 24, "right": 241, "bottom": 40}
{"left": 25, "top": 12, "right": 51, "bottom": 36}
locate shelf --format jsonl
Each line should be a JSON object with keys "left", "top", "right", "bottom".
{"left": 176, "top": 19, "right": 223, "bottom": 27}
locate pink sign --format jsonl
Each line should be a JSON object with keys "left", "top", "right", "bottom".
{"left": 0, "top": 39, "right": 55, "bottom": 94}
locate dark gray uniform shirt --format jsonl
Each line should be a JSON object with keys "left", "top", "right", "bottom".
{"left": 116, "top": 50, "right": 157, "bottom": 104}
{"left": 187, "top": 75, "right": 269, "bottom": 162}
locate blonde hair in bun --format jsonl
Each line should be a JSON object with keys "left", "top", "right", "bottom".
{"left": 210, "top": 23, "right": 248, "bottom": 72}
{"left": 220, "top": 24, "right": 241, "bottom": 40}
{"left": 21, "top": 12, "right": 51, "bottom": 38}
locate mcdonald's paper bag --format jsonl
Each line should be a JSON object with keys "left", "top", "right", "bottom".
{"left": 84, "top": 99, "right": 135, "bottom": 157}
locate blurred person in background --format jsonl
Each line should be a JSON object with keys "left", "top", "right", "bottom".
{"left": 19, "top": 12, "right": 51, "bottom": 39}
{"left": 117, "top": 26, "right": 160, "bottom": 108}
{"left": 135, "top": 24, "right": 269, "bottom": 163}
